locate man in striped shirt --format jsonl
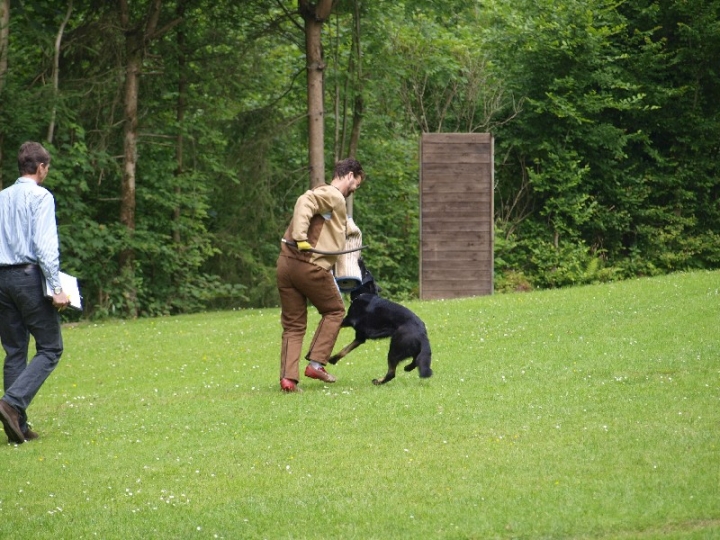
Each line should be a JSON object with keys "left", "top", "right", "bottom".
{"left": 0, "top": 141, "right": 70, "bottom": 444}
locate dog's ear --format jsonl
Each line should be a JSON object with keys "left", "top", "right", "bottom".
{"left": 350, "top": 259, "right": 381, "bottom": 299}
{"left": 358, "top": 258, "right": 376, "bottom": 287}
{"left": 359, "top": 260, "right": 372, "bottom": 283}
{"left": 366, "top": 283, "right": 379, "bottom": 295}
{"left": 361, "top": 270, "right": 379, "bottom": 295}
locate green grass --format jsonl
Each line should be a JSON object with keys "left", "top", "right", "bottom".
{"left": 1, "top": 270, "right": 719, "bottom": 539}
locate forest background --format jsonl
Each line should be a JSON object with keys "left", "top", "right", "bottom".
{"left": 0, "top": 0, "right": 718, "bottom": 319}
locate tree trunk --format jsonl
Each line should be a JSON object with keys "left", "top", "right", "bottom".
{"left": 345, "top": 0, "right": 364, "bottom": 218}
{"left": 119, "top": 31, "right": 142, "bottom": 316}
{"left": 0, "top": 0, "right": 9, "bottom": 189}
{"left": 47, "top": 0, "right": 73, "bottom": 144}
{"left": 174, "top": 0, "right": 187, "bottom": 246}
{"left": 303, "top": 14, "right": 325, "bottom": 188}
{"left": 299, "top": 0, "right": 334, "bottom": 188}
{"left": 120, "top": 39, "right": 140, "bottom": 236}
{"left": 0, "top": 0, "right": 7, "bottom": 91}
{"left": 117, "top": 0, "right": 181, "bottom": 317}
{"left": 347, "top": 0, "right": 363, "bottom": 160}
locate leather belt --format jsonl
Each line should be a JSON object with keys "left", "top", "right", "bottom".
{"left": 0, "top": 264, "right": 37, "bottom": 271}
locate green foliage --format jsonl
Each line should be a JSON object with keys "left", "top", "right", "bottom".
{"left": 352, "top": 136, "right": 420, "bottom": 300}
{"left": 496, "top": 225, "right": 616, "bottom": 290}
{"left": 0, "top": 0, "right": 719, "bottom": 317}
{"left": 493, "top": 268, "right": 533, "bottom": 293}
{"left": 527, "top": 238, "right": 607, "bottom": 288}
{"left": 372, "top": 3, "right": 508, "bottom": 134}
{"left": 1, "top": 271, "right": 718, "bottom": 538}
{"left": 489, "top": 0, "right": 720, "bottom": 289}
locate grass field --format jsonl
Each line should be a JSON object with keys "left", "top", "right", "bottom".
{"left": 1, "top": 270, "right": 718, "bottom": 539}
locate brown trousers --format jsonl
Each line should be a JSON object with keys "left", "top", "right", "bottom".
{"left": 277, "top": 255, "right": 345, "bottom": 382}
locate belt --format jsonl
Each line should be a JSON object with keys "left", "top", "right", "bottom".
{"left": 0, "top": 263, "right": 37, "bottom": 271}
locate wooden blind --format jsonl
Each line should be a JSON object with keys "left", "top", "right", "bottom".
{"left": 420, "top": 133, "right": 494, "bottom": 299}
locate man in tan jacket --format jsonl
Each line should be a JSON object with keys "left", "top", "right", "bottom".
{"left": 276, "top": 158, "right": 364, "bottom": 392}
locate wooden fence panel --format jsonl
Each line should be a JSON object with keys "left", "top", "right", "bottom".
{"left": 420, "top": 133, "right": 494, "bottom": 300}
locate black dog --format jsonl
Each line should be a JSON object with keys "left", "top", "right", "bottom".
{"left": 329, "top": 260, "right": 433, "bottom": 384}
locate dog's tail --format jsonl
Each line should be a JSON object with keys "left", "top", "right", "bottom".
{"left": 417, "top": 336, "right": 433, "bottom": 378}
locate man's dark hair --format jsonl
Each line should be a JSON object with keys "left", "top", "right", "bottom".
{"left": 18, "top": 141, "right": 51, "bottom": 175}
{"left": 334, "top": 158, "right": 364, "bottom": 181}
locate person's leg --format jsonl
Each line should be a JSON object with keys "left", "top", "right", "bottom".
{"left": 302, "top": 265, "right": 345, "bottom": 365}
{"left": 2, "top": 266, "right": 62, "bottom": 420}
{"left": 0, "top": 295, "right": 30, "bottom": 394}
{"left": 277, "top": 256, "right": 308, "bottom": 383}
{"left": 0, "top": 317, "right": 32, "bottom": 434}
{"left": 0, "top": 274, "right": 32, "bottom": 435}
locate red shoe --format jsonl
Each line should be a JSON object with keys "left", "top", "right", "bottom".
{"left": 280, "top": 378, "right": 302, "bottom": 393}
{"left": 304, "top": 364, "right": 337, "bottom": 383}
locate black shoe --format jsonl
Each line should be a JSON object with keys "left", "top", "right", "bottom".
{"left": 0, "top": 400, "right": 25, "bottom": 444}
{"left": 5, "top": 428, "right": 38, "bottom": 443}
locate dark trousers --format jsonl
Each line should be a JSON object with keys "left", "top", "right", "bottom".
{"left": 0, "top": 265, "right": 63, "bottom": 431}
{"left": 277, "top": 255, "right": 344, "bottom": 382}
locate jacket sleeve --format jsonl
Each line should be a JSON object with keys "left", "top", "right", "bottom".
{"left": 290, "top": 188, "right": 338, "bottom": 243}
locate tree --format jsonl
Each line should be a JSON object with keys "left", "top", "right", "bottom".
{"left": 298, "top": 0, "right": 334, "bottom": 187}
{"left": 117, "top": 0, "right": 181, "bottom": 316}
{"left": 0, "top": 0, "right": 8, "bottom": 188}
{"left": 328, "top": 0, "right": 365, "bottom": 216}
{"left": 47, "top": 0, "right": 73, "bottom": 144}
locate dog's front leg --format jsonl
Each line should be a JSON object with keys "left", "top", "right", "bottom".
{"left": 328, "top": 339, "right": 364, "bottom": 364}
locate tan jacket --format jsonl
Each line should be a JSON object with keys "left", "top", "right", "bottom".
{"left": 279, "top": 184, "right": 347, "bottom": 270}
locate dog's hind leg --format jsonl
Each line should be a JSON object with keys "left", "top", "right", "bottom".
{"left": 372, "top": 338, "right": 406, "bottom": 385}
{"left": 416, "top": 337, "right": 433, "bottom": 378}
{"left": 416, "top": 350, "right": 433, "bottom": 378}
{"left": 404, "top": 339, "right": 432, "bottom": 378}
{"left": 372, "top": 367, "right": 396, "bottom": 385}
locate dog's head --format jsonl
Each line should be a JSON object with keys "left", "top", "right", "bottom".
{"left": 350, "top": 258, "right": 380, "bottom": 301}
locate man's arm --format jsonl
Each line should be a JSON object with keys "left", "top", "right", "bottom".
{"left": 291, "top": 188, "right": 339, "bottom": 242}
{"left": 32, "top": 192, "right": 62, "bottom": 291}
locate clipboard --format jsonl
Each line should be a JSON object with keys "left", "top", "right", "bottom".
{"left": 45, "top": 271, "right": 83, "bottom": 310}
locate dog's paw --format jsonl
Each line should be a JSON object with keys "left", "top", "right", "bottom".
{"left": 373, "top": 372, "right": 395, "bottom": 385}
{"left": 328, "top": 355, "right": 340, "bottom": 365}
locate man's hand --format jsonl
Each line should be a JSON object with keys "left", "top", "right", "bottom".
{"left": 52, "top": 291, "right": 71, "bottom": 311}
{"left": 296, "top": 241, "right": 312, "bottom": 251}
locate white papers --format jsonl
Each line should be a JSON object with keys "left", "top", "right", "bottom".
{"left": 45, "top": 271, "right": 82, "bottom": 310}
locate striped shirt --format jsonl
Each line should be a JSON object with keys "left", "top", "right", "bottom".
{"left": 0, "top": 177, "right": 62, "bottom": 290}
